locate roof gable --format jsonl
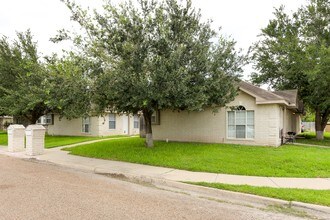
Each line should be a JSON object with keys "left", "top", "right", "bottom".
{"left": 238, "top": 81, "right": 299, "bottom": 108}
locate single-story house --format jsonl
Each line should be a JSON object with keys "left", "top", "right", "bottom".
{"left": 151, "top": 81, "right": 303, "bottom": 147}
{"left": 38, "top": 113, "right": 140, "bottom": 136}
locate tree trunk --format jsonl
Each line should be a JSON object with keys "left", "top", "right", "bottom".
{"left": 143, "top": 109, "right": 154, "bottom": 148}
{"left": 314, "top": 108, "right": 329, "bottom": 140}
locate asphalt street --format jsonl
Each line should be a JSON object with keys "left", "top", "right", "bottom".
{"left": 0, "top": 155, "right": 324, "bottom": 220}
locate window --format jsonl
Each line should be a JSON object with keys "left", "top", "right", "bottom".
{"left": 109, "top": 113, "right": 116, "bottom": 129}
{"left": 228, "top": 107, "right": 254, "bottom": 139}
{"left": 45, "top": 114, "right": 53, "bottom": 124}
{"left": 133, "top": 115, "right": 139, "bottom": 129}
{"left": 151, "top": 111, "right": 160, "bottom": 125}
{"left": 36, "top": 114, "right": 53, "bottom": 125}
{"left": 82, "top": 117, "right": 90, "bottom": 133}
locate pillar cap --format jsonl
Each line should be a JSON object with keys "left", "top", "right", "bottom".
{"left": 26, "top": 124, "right": 46, "bottom": 131}
{"left": 7, "top": 124, "right": 25, "bottom": 130}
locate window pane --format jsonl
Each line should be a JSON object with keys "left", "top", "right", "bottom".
{"left": 109, "top": 114, "right": 115, "bottom": 121}
{"left": 236, "top": 111, "right": 246, "bottom": 125}
{"left": 228, "top": 125, "right": 236, "bottom": 138}
{"left": 247, "top": 125, "right": 254, "bottom": 138}
{"left": 109, "top": 114, "right": 116, "bottom": 129}
{"left": 247, "top": 111, "right": 254, "bottom": 125}
{"left": 83, "top": 117, "right": 90, "bottom": 124}
{"left": 228, "top": 111, "right": 235, "bottom": 125}
{"left": 134, "top": 121, "right": 139, "bottom": 129}
{"left": 84, "top": 124, "right": 89, "bottom": 133}
{"left": 109, "top": 121, "right": 116, "bottom": 129}
{"left": 236, "top": 125, "right": 246, "bottom": 138}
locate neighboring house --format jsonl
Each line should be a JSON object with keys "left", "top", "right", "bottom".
{"left": 150, "top": 81, "right": 303, "bottom": 147}
{"left": 325, "top": 122, "right": 330, "bottom": 133}
{"left": 38, "top": 113, "right": 140, "bottom": 137}
{"left": 0, "top": 116, "right": 13, "bottom": 130}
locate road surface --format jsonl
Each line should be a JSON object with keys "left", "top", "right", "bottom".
{"left": 0, "top": 155, "right": 324, "bottom": 219}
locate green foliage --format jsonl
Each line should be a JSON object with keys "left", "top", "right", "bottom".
{"left": 64, "top": 137, "right": 330, "bottom": 177}
{"left": 251, "top": 0, "right": 330, "bottom": 135}
{"left": 0, "top": 31, "right": 91, "bottom": 124}
{"left": 302, "top": 107, "right": 315, "bottom": 122}
{"left": 44, "top": 53, "right": 92, "bottom": 119}
{"left": 60, "top": 0, "right": 245, "bottom": 146}
{"left": 189, "top": 182, "right": 330, "bottom": 207}
{"left": 0, "top": 30, "right": 50, "bottom": 123}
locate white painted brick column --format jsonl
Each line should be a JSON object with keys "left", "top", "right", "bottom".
{"left": 7, "top": 124, "right": 25, "bottom": 152}
{"left": 25, "top": 125, "right": 46, "bottom": 156}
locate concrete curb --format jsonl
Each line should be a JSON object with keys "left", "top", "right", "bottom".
{"left": 93, "top": 169, "right": 330, "bottom": 217}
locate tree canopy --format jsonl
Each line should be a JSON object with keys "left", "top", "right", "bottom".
{"left": 251, "top": 0, "right": 330, "bottom": 139}
{"left": 0, "top": 30, "right": 90, "bottom": 124}
{"left": 60, "top": 0, "right": 245, "bottom": 147}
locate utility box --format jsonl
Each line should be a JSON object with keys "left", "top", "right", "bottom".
{"left": 7, "top": 124, "right": 25, "bottom": 152}
{"left": 25, "top": 125, "right": 46, "bottom": 156}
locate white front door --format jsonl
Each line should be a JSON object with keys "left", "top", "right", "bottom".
{"left": 123, "top": 116, "right": 129, "bottom": 134}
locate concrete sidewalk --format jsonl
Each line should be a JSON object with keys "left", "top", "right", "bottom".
{"left": 0, "top": 143, "right": 329, "bottom": 190}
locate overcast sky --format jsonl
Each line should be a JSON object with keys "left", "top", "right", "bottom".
{"left": 0, "top": 0, "right": 307, "bottom": 79}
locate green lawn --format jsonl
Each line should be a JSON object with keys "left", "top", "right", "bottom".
{"left": 296, "top": 132, "right": 330, "bottom": 147}
{"left": 45, "top": 135, "right": 104, "bottom": 148}
{"left": 188, "top": 182, "right": 330, "bottom": 207}
{"left": 0, "top": 133, "right": 126, "bottom": 148}
{"left": 0, "top": 132, "right": 7, "bottom": 146}
{"left": 64, "top": 137, "right": 330, "bottom": 177}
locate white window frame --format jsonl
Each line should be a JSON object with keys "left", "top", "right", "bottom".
{"left": 45, "top": 114, "right": 52, "bottom": 124}
{"left": 151, "top": 111, "right": 160, "bottom": 125}
{"left": 36, "top": 114, "right": 53, "bottom": 125}
{"left": 82, "top": 117, "right": 90, "bottom": 133}
{"left": 227, "top": 109, "right": 254, "bottom": 139}
{"left": 109, "top": 113, "right": 116, "bottom": 129}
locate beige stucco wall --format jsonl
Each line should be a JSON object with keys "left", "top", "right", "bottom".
{"left": 283, "top": 108, "right": 301, "bottom": 134}
{"left": 47, "top": 115, "right": 99, "bottom": 136}
{"left": 47, "top": 114, "right": 140, "bottom": 137}
{"left": 98, "top": 114, "right": 139, "bottom": 136}
{"left": 152, "top": 91, "right": 283, "bottom": 146}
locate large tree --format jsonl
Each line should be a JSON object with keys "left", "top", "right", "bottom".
{"left": 0, "top": 30, "right": 90, "bottom": 124}
{"left": 251, "top": 0, "right": 330, "bottom": 140}
{"left": 60, "top": 0, "right": 245, "bottom": 147}
{"left": 0, "top": 30, "right": 50, "bottom": 124}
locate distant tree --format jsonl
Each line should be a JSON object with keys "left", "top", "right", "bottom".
{"left": 0, "top": 31, "right": 90, "bottom": 124}
{"left": 59, "top": 0, "right": 245, "bottom": 147}
{"left": 302, "top": 107, "right": 316, "bottom": 122}
{"left": 251, "top": 0, "right": 330, "bottom": 140}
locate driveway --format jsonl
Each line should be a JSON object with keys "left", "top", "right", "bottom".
{"left": 0, "top": 155, "right": 324, "bottom": 220}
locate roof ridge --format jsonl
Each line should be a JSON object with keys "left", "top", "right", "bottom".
{"left": 239, "top": 81, "right": 285, "bottom": 100}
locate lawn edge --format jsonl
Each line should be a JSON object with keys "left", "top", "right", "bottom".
{"left": 184, "top": 181, "right": 330, "bottom": 207}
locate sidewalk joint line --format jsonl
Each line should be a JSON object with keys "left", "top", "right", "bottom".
{"left": 267, "top": 177, "right": 280, "bottom": 188}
